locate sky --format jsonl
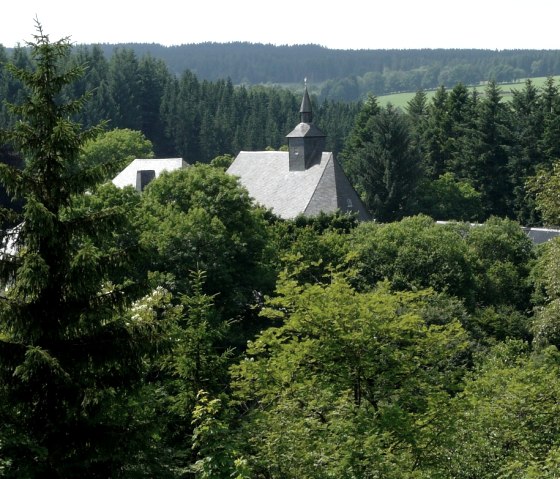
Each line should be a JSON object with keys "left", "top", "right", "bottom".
{"left": 3, "top": 0, "right": 559, "bottom": 51}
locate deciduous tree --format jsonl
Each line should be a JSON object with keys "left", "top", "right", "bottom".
{"left": 232, "top": 272, "right": 469, "bottom": 477}
{"left": 79, "top": 127, "right": 154, "bottom": 182}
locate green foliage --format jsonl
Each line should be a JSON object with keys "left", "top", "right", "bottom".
{"left": 264, "top": 211, "right": 357, "bottom": 287}
{"left": 344, "top": 103, "right": 421, "bottom": 221}
{"left": 0, "top": 25, "right": 168, "bottom": 477}
{"left": 139, "top": 164, "right": 272, "bottom": 317}
{"left": 527, "top": 160, "right": 560, "bottom": 227}
{"left": 426, "top": 341, "right": 560, "bottom": 478}
{"left": 465, "top": 217, "right": 535, "bottom": 311}
{"left": 471, "top": 305, "right": 532, "bottom": 343}
{"left": 350, "top": 216, "right": 475, "bottom": 302}
{"left": 209, "top": 153, "right": 234, "bottom": 170}
{"left": 422, "top": 85, "right": 453, "bottom": 179}
{"left": 79, "top": 127, "right": 154, "bottom": 182}
{"left": 531, "top": 238, "right": 560, "bottom": 349}
{"left": 109, "top": 48, "right": 142, "bottom": 131}
{"left": 232, "top": 272, "right": 469, "bottom": 477}
{"left": 469, "top": 82, "right": 513, "bottom": 217}
{"left": 343, "top": 94, "right": 381, "bottom": 162}
{"left": 191, "top": 391, "right": 249, "bottom": 479}
{"left": 348, "top": 216, "right": 535, "bottom": 343}
{"left": 508, "top": 79, "right": 546, "bottom": 224}
{"left": 152, "top": 271, "right": 235, "bottom": 475}
{"left": 413, "top": 172, "right": 483, "bottom": 222}
{"left": 292, "top": 210, "right": 359, "bottom": 234}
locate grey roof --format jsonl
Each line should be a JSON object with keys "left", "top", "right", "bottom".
{"left": 227, "top": 151, "right": 370, "bottom": 220}
{"left": 300, "top": 87, "right": 312, "bottom": 113}
{"left": 522, "top": 227, "right": 560, "bottom": 244}
{"left": 112, "top": 158, "right": 188, "bottom": 189}
{"left": 299, "top": 86, "right": 314, "bottom": 123}
{"left": 286, "top": 122, "right": 326, "bottom": 138}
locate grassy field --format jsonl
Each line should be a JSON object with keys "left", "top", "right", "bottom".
{"left": 377, "top": 75, "right": 560, "bottom": 109}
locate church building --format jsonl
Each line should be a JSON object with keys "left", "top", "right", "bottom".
{"left": 227, "top": 87, "right": 370, "bottom": 220}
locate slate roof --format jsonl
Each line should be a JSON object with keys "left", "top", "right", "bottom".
{"left": 112, "top": 158, "right": 188, "bottom": 189}
{"left": 522, "top": 227, "right": 560, "bottom": 244}
{"left": 299, "top": 86, "right": 313, "bottom": 123}
{"left": 227, "top": 151, "right": 370, "bottom": 220}
{"left": 437, "top": 221, "right": 560, "bottom": 245}
{"left": 286, "top": 122, "right": 326, "bottom": 138}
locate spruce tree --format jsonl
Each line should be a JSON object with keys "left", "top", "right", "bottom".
{"left": 0, "top": 24, "right": 167, "bottom": 478}
{"left": 422, "top": 85, "right": 452, "bottom": 179}
{"left": 509, "top": 79, "right": 545, "bottom": 224}
{"left": 344, "top": 103, "right": 420, "bottom": 221}
{"left": 470, "top": 81, "right": 513, "bottom": 218}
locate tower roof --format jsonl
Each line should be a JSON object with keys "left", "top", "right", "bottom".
{"left": 287, "top": 85, "right": 325, "bottom": 139}
{"left": 286, "top": 122, "right": 326, "bottom": 138}
{"left": 299, "top": 86, "right": 313, "bottom": 123}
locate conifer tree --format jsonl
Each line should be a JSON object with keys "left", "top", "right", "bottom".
{"left": 0, "top": 24, "right": 167, "bottom": 478}
{"left": 469, "top": 81, "right": 513, "bottom": 217}
{"left": 509, "top": 79, "right": 545, "bottom": 224}
{"left": 539, "top": 77, "right": 560, "bottom": 167}
{"left": 422, "top": 85, "right": 452, "bottom": 179}
{"left": 344, "top": 103, "right": 420, "bottom": 221}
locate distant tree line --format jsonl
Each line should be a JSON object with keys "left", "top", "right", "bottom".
{"left": 0, "top": 44, "right": 360, "bottom": 162}
{"left": 9, "top": 42, "right": 559, "bottom": 100}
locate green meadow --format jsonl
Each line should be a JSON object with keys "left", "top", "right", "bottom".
{"left": 377, "top": 75, "right": 560, "bottom": 108}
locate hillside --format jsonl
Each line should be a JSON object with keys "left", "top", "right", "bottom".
{"left": 6, "top": 41, "right": 560, "bottom": 101}
{"left": 87, "top": 42, "right": 560, "bottom": 100}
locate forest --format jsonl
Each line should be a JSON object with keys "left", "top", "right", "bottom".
{"left": 48, "top": 42, "right": 560, "bottom": 100}
{"left": 6, "top": 42, "right": 560, "bottom": 100}
{"left": 3, "top": 27, "right": 560, "bottom": 478}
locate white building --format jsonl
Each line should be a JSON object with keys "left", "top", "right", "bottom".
{"left": 112, "top": 158, "right": 188, "bottom": 191}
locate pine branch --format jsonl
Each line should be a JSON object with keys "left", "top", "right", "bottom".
{"left": 0, "top": 338, "right": 27, "bottom": 369}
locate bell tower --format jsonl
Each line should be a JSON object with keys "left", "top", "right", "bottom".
{"left": 286, "top": 82, "right": 326, "bottom": 171}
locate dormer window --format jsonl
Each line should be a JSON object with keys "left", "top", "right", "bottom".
{"left": 136, "top": 169, "right": 156, "bottom": 192}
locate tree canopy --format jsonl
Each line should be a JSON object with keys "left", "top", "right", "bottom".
{"left": 3, "top": 24, "right": 560, "bottom": 479}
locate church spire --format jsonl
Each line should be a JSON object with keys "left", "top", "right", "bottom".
{"left": 300, "top": 79, "right": 313, "bottom": 123}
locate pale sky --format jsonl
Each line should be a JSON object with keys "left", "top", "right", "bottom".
{"left": 3, "top": 0, "right": 559, "bottom": 50}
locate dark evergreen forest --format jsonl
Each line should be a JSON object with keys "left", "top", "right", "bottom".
{"left": 0, "top": 44, "right": 360, "bottom": 161}
{"left": 47, "top": 42, "right": 560, "bottom": 99}
{"left": 6, "top": 42, "right": 560, "bottom": 100}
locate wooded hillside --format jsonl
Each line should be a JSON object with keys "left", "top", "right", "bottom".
{"left": 6, "top": 42, "right": 560, "bottom": 101}
{"left": 81, "top": 43, "right": 560, "bottom": 99}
